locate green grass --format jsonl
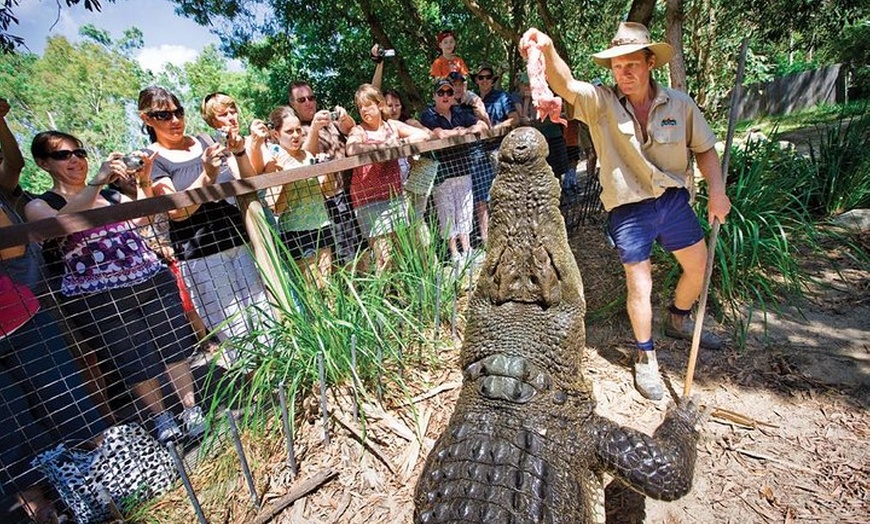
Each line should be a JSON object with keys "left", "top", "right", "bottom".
{"left": 806, "top": 114, "right": 870, "bottom": 216}
{"left": 684, "top": 125, "right": 870, "bottom": 344}
{"left": 202, "top": 207, "right": 467, "bottom": 439}
{"left": 730, "top": 100, "right": 868, "bottom": 137}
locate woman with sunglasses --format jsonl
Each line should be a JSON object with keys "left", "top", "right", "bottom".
{"left": 419, "top": 79, "right": 488, "bottom": 264}
{"left": 24, "top": 131, "right": 205, "bottom": 444}
{"left": 246, "top": 106, "right": 335, "bottom": 288}
{"left": 345, "top": 84, "right": 430, "bottom": 273}
{"left": 2, "top": 103, "right": 108, "bottom": 523}
{"left": 138, "top": 86, "right": 266, "bottom": 364}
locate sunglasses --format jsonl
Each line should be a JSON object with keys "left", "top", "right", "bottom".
{"left": 436, "top": 89, "right": 455, "bottom": 97}
{"left": 47, "top": 149, "right": 88, "bottom": 161}
{"left": 295, "top": 95, "right": 317, "bottom": 104}
{"left": 147, "top": 108, "right": 185, "bottom": 121}
{"left": 203, "top": 91, "right": 229, "bottom": 104}
{"left": 476, "top": 74, "right": 494, "bottom": 81}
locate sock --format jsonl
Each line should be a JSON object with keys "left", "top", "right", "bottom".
{"left": 668, "top": 303, "right": 692, "bottom": 317}
{"left": 636, "top": 339, "right": 655, "bottom": 352}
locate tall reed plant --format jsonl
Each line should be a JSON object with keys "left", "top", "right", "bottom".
{"left": 204, "top": 208, "right": 464, "bottom": 437}
{"left": 691, "top": 137, "right": 822, "bottom": 331}
{"left": 807, "top": 110, "right": 870, "bottom": 217}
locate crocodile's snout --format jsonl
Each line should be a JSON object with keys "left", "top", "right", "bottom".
{"left": 498, "top": 126, "right": 548, "bottom": 165}
{"left": 482, "top": 127, "right": 570, "bottom": 308}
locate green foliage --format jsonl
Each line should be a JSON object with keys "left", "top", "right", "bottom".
{"left": 681, "top": 0, "right": 867, "bottom": 120}
{"left": 694, "top": 137, "right": 820, "bottom": 327}
{"left": 0, "top": 31, "right": 146, "bottom": 190}
{"left": 150, "top": 44, "right": 255, "bottom": 139}
{"left": 806, "top": 111, "right": 870, "bottom": 216}
{"left": 732, "top": 101, "right": 869, "bottom": 137}
{"left": 827, "top": 19, "right": 870, "bottom": 99}
{"left": 206, "top": 210, "right": 465, "bottom": 436}
{"left": 168, "top": 0, "right": 630, "bottom": 117}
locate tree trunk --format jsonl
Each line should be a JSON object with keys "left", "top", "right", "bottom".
{"left": 627, "top": 0, "right": 656, "bottom": 27}
{"left": 462, "top": 0, "right": 520, "bottom": 44}
{"left": 535, "top": 0, "right": 572, "bottom": 69}
{"left": 666, "top": 0, "right": 687, "bottom": 92}
{"left": 357, "top": 0, "right": 424, "bottom": 111}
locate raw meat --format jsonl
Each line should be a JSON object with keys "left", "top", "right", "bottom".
{"left": 523, "top": 40, "right": 567, "bottom": 126}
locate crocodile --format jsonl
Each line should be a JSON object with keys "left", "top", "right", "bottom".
{"left": 414, "top": 127, "right": 701, "bottom": 523}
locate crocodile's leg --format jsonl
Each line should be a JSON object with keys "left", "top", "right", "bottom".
{"left": 593, "top": 400, "right": 701, "bottom": 501}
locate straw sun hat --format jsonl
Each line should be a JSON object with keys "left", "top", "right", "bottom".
{"left": 592, "top": 22, "right": 673, "bottom": 69}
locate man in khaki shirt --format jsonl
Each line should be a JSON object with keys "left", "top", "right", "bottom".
{"left": 521, "top": 23, "right": 731, "bottom": 401}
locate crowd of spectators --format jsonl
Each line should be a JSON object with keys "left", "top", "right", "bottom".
{"left": 0, "top": 29, "right": 593, "bottom": 521}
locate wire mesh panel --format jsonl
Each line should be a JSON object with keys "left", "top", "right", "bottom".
{"left": 0, "top": 126, "right": 599, "bottom": 522}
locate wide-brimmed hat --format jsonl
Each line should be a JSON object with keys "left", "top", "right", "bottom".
{"left": 592, "top": 22, "right": 673, "bottom": 69}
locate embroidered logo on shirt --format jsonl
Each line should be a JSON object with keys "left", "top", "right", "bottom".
{"left": 660, "top": 118, "right": 678, "bottom": 127}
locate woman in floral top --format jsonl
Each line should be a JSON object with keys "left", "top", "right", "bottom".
{"left": 24, "top": 131, "right": 204, "bottom": 444}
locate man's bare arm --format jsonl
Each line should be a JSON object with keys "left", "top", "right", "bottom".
{"left": 0, "top": 98, "right": 24, "bottom": 192}
{"left": 695, "top": 147, "right": 731, "bottom": 224}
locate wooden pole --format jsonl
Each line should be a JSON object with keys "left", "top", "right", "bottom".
{"left": 683, "top": 38, "right": 749, "bottom": 398}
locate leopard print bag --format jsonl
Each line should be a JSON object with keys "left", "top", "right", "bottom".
{"left": 32, "top": 423, "right": 178, "bottom": 523}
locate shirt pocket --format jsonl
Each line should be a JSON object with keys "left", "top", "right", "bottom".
{"left": 652, "top": 125, "right": 683, "bottom": 146}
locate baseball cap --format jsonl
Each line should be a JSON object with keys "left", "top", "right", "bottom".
{"left": 433, "top": 79, "right": 453, "bottom": 92}
{"left": 473, "top": 62, "right": 496, "bottom": 77}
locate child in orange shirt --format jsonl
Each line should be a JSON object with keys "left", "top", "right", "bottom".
{"left": 429, "top": 30, "right": 469, "bottom": 80}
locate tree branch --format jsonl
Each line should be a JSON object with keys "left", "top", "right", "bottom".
{"left": 666, "top": 0, "right": 687, "bottom": 92}
{"left": 535, "top": 0, "right": 572, "bottom": 69}
{"left": 356, "top": 0, "right": 424, "bottom": 111}
{"left": 627, "top": 0, "right": 656, "bottom": 27}
{"left": 462, "top": 0, "right": 520, "bottom": 44}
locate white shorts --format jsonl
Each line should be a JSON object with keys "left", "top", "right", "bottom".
{"left": 433, "top": 175, "right": 473, "bottom": 239}
{"left": 181, "top": 245, "right": 268, "bottom": 347}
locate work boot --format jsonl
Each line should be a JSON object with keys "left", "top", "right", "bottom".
{"left": 633, "top": 352, "right": 664, "bottom": 401}
{"left": 665, "top": 313, "right": 725, "bottom": 350}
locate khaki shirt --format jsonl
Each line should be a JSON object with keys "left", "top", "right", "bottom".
{"left": 569, "top": 80, "right": 717, "bottom": 211}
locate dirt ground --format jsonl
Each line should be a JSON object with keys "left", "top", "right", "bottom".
{"left": 169, "top": 219, "right": 866, "bottom": 524}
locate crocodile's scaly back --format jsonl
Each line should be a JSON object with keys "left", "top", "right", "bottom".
{"left": 414, "top": 128, "right": 701, "bottom": 524}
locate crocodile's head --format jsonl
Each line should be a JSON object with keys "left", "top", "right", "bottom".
{"left": 462, "top": 127, "right": 588, "bottom": 402}
{"left": 479, "top": 127, "right": 585, "bottom": 308}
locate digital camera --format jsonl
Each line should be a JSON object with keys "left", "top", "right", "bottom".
{"left": 214, "top": 129, "right": 229, "bottom": 147}
{"left": 122, "top": 154, "right": 145, "bottom": 171}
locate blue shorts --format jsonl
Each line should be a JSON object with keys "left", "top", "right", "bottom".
{"left": 608, "top": 188, "right": 705, "bottom": 264}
